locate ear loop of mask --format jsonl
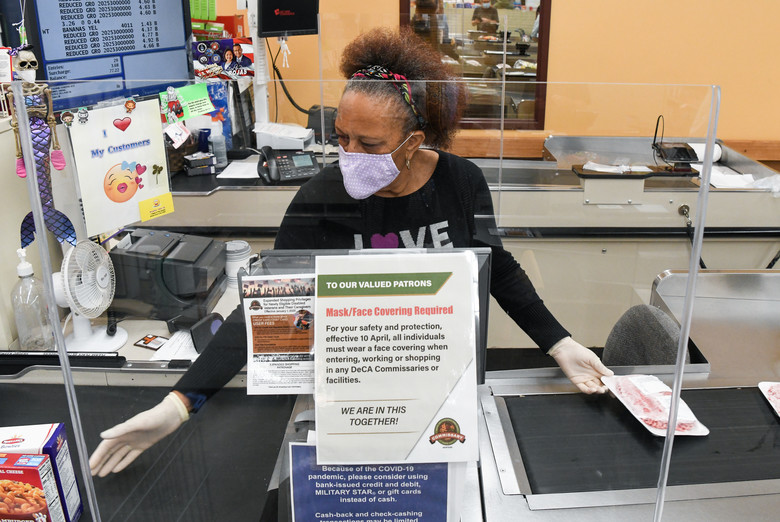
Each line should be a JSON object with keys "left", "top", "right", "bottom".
{"left": 391, "top": 132, "right": 415, "bottom": 170}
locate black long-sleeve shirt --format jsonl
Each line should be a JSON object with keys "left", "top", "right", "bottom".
{"left": 174, "top": 151, "right": 568, "bottom": 402}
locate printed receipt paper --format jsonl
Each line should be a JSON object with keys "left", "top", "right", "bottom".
{"left": 314, "top": 252, "right": 479, "bottom": 465}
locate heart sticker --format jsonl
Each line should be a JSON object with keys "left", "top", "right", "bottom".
{"left": 136, "top": 164, "right": 147, "bottom": 175}
{"left": 370, "top": 233, "right": 399, "bottom": 249}
{"left": 113, "top": 117, "right": 131, "bottom": 131}
{"left": 135, "top": 176, "right": 142, "bottom": 184}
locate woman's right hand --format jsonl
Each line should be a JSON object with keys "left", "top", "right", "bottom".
{"left": 89, "top": 392, "right": 190, "bottom": 477}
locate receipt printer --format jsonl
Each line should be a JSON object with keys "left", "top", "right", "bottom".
{"left": 109, "top": 228, "right": 227, "bottom": 330}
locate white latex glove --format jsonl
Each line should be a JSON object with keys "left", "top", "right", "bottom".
{"left": 548, "top": 337, "right": 614, "bottom": 394}
{"left": 89, "top": 392, "right": 189, "bottom": 477}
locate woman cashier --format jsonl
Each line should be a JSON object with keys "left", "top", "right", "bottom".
{"left": 89, "top": 27, "right": 613, "bottom": 477}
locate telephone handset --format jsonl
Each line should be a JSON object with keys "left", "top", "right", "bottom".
{"left": 256, "top": 146, "right": 320, "bottom": 185}
{"left": 257, "top": 146, "right": 280, "bottom": 184}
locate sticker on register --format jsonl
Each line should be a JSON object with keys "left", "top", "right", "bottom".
{"left": 758, "top": 382, "right": 780, "bottom": 418}
{"left": 602, "top": 375, "right": 709, "bottom": 437}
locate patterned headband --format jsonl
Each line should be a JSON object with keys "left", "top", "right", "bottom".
{"left": 8, "top": 44, "right": 32, "bottom": 57}
{"left": 352, "top": 65, "right": 427, "bottom": 129}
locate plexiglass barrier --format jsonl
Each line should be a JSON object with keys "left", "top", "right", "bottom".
{"left": 2, "top": 58, "right": 779, "bottom": 522}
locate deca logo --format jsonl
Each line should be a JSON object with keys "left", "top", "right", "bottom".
{"left": 429, "top": 418, "right": 466, "bottom": 446}
{"left": 274, "top": 8, "right": 295, "bottom": 16}
{"left": 1, "top": 437, "right": 24, "bottom": 445}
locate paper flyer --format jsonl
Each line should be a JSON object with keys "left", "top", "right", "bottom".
{"left": 192, "top": 37, "right": 255, "bottom": 80}
{"left": 0, "top": 47, "right": 12, "bottom": 82}
{"left": 290, "top": 443, "right": 449, "bottom": 522}
{"left": 243, "top": 274, "right": 315, "bottom": 394}
{"left": 158, "top": 83, "right": 215, "bottom": 124}
{"left": 314, "top": 252, "right": 479, "bottom": 465}
{"left": 67, "top": 98, "right": 172, "bottom": 237}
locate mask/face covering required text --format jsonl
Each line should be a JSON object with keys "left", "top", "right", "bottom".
{"left": 314, "top": 253, "right": 479, "bottom": 465}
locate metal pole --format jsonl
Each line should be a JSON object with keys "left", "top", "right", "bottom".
{"left": 317, "top": 14, "right": 326, "bottom": 165}
{"left": 496, "top": 15, "right": 509, "bottom": 221}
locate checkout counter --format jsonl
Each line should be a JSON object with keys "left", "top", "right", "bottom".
{"left": 2, "top": 265, "right": 778, "bottom": 520}
{"left": 479, "top": 270, "right": 780, "bottom": 520}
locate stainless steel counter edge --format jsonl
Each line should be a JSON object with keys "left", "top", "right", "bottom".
{"left": 0, "top": 364, "right": 248, "bottom": 387}
{"left": 173, "top": 184, "right": 302, "bottom": 197}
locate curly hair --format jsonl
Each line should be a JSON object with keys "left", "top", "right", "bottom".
{"left": 339, "top": 27, "right": 467, "bottom": 150}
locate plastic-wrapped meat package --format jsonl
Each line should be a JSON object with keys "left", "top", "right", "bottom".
{"left": 758, "top": 382, "right": 780, "bottom": 418}
{"left": 602, "top": 375, "right": 709, "bottom": 437}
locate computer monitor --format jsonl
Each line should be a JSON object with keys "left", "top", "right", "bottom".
{"left": 244, "top": 248, "right": 492, "bottom": 384}
{"left": 257, "top": 0, "right": 319, "bottom": 38}
{"left": 26, "top": 0, "right": 193, "bottom": 111}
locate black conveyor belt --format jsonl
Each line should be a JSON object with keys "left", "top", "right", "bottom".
{"left": 504, "top": 387, "right": 780, "bottom": 494}
{"left": 0, "top": 383, "right": 295, "bottom": 521}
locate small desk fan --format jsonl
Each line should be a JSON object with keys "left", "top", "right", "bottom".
{"left": 53, "top": 240, "right": 128, "bottom": 352}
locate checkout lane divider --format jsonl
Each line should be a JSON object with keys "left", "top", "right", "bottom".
{"left": 653, "top": 84, "right": 721, "bottom": 522}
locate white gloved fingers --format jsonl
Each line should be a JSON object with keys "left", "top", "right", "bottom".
{"left": 90, "top": 392, "right": 190, "bottom": 477}
{"left": 99, "top": 418, "right": 137, "bottom": 440}
{"left": 575, "top": 382, "right": 596, "bottom": 394}
{"left": 573, "top": 377, "right": 608, "bottom": 395}
{"left": 96, "top": 444, "right": 132, "bottom": 478}
{"left": 112, "top": 448, "right": 144, "bottom": 474}
{"left": 549, "top": 337, "right": 613, "bottom": 394}
{"left": 90, "top": 437, "right": 124, "bottom": 476}
{"left": 587, "top": 356, "right": 614, "bottom": 378}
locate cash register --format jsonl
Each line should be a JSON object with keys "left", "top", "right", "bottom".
{"left": 108, "top": 228, "right": 227, "bottom": 331}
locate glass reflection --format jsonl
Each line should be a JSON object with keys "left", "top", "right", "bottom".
{"left": 409, "top": 0, "right": 543, "bottom": 124}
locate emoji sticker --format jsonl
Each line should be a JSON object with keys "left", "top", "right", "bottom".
{"left": 103, "top": 161, "right": 145, "bottom": 203}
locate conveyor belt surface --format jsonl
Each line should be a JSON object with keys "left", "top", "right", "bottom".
{"left": 0, "top": 383, "right": 295, "bottom": 521}
{"left": 504, "top": 387, "right": 780, "bottom": 495}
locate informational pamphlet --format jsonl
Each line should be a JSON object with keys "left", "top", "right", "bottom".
{"left": 243, "top": 274, "right": 315, "bottom": 394}
{"left": 314, "top": 252, "right": 479, "bottom": 464}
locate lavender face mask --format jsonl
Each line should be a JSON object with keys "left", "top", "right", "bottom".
{"left": 339, "top": 134, "right": 413, "bottom": 199}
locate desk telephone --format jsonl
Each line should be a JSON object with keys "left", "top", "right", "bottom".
{"left": 257, "top": 146, "right": 319, "bottom": 184}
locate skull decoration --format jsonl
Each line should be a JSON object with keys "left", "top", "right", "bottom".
{"left": 12, "top": 47, "right": 38, "bottom": 84}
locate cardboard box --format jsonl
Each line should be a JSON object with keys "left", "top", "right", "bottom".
{"left": 184, "top": 152, "right": 217, "bottom": 168}
{"left": 185, "top": 164, "right": 217, "bottom": 176}
{"left": 0, "top": 425, "right": 82, "bottom": 522}
{"left": 215, "top": 15, "right": 245, "bottom": 38}
{"left": 0, "top": 453, "right": 66, "bottom": 521}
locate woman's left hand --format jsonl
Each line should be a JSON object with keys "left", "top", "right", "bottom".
{"left": 548, "top": 337, "right": 614, "bottom": 394}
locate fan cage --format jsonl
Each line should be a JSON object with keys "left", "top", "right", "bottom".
{"left": 61, "top": 241, "right": 116, "bottom": 319}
